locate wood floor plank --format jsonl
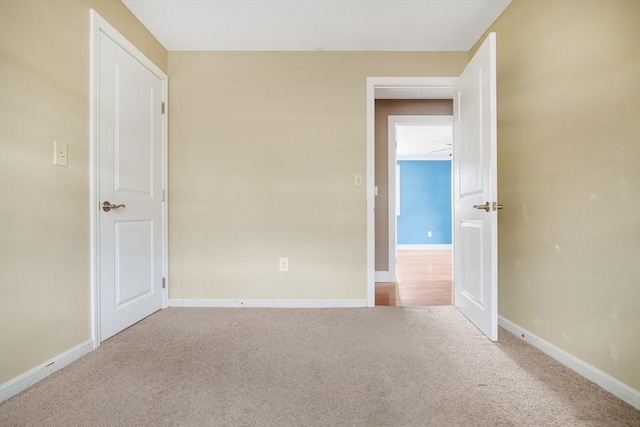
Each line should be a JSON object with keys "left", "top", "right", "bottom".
{"left": 376, "top": 250, "right": 452, "bottom": 307}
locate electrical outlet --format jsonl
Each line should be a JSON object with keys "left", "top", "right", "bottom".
{"left": 353, "top": 173, "right": 363, "bottom": 187}
{"left": 279, "top": 257, "right": 289, "bottom": 272}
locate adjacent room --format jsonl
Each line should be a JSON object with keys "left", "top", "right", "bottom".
{"left": 1, "top": 0, "right": 638, "bottom": 424}
{"left": 375, "top": 113, "right": 454, "bottom": 307}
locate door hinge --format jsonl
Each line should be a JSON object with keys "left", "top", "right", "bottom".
{"left": 162, "top": 277, "right": 166, "bottom": 289}
{"left": 161, "top": 190, "right": 166, "bottom": 201}
{"left": 161, "top": 102, "right": 166, "bottom": 114}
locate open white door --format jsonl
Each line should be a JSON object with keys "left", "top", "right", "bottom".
{"left": 453, "top": 33, "right": 499, "bottom": 341}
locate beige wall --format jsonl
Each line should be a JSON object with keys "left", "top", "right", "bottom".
{"left": 5, "top": 0, "right": 636, "bottom": 400}
{"left": 0, "top": 0, "right": 166, "bottom": 384}
{"left": 374, "top": 99, "right": 453, "bottom": 271}
{"left": 168, "top": 52, "right": 467, "bottom": 300}
{"left": 477, "top": 0, "right": 640, "bottom": 390}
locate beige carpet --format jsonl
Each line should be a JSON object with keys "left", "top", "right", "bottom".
{"left": 1, "top": 307, "right": 638, "bottom": 426}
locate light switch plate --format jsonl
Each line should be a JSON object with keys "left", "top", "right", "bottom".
{"left": 353, "top": 173, "right": 363, "bottom": 187}
{"left": 54, "top": 141, "right": 68, "bottom": 167}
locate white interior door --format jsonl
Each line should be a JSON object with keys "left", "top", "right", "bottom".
{"left": 453, "top": 33, "right": 499, "bottom": 341}
{"left": 98, "top": 30, "right": 164, "bottom": 341}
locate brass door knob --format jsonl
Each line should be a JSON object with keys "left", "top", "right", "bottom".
{"left": 102, "top": 201, "right": 126, "bottom": 212}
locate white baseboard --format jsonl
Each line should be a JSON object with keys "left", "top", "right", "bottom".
{"left": 0, "top": 339, "right": 93, "bottom": 403}
{"left": 169, "top": 299, "right": 368, "bottom": 308}
{"left": 397, "top": 244, "right": 452, "bottom": 250}
{"left": 375, "top": 271, "right": 392, "bottom": 282}
{"left": 499, "top": 316, "right": 640, "bottom": 410}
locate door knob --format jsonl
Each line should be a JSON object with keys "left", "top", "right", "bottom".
{"left": 102, "top": 201, "right": 126, "bottom": 212}
{"left": 473, "top": 202, "right": 490, "bottom": 212}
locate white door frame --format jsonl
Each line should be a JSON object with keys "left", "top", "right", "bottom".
{"left": 387, "top": 115, "right": 453, "bottom": 281}
{"left": 89, "top": 10, "right": 169, "bottom": 347}
{"left": 366, "top": 77, "right": 457, "bottom": 306}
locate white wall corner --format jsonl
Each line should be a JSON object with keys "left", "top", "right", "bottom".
{"left": 498, "top": 316, "right": 640, "bottom": 410}
{"left": 0, "top": 339, "right": 94, "bottom": 403}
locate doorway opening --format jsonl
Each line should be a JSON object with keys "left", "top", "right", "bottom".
{"left": 379, "top": 115, "right": 454, "bottom": 306}
{"left": 365, "top": 78, "right": 457, "bottom": 308}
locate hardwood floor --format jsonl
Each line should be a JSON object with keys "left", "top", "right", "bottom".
{"left": 376, "top": 249, "right": 452, "bottom": 306}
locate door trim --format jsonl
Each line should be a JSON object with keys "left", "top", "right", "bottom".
{"left": 366, "top": 77, "right": 457, "bottom": 306}
{"left": 89, "top": 10, "right": 169, "bottom": 347}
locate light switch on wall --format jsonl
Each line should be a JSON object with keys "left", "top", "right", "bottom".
{"left": 54, "top": 141, "right": 68, "bottom": 167}
{"left": 353, "top": 173, "right": 363, "bottom": 187}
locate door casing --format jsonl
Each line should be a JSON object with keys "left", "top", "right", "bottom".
{"left": 89, "top": 10, "right": 169, "bottom": 347}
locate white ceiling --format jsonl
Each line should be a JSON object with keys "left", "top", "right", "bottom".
{"left": 121, "top": 0, "right": 511, "bottom": 51}
{"left": 396, "top": 121, "right": 453, "bottom": 158}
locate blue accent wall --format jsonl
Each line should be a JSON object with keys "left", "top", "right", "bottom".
{"left": 397, "top": 160, "right": 452, "bottom": 245}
